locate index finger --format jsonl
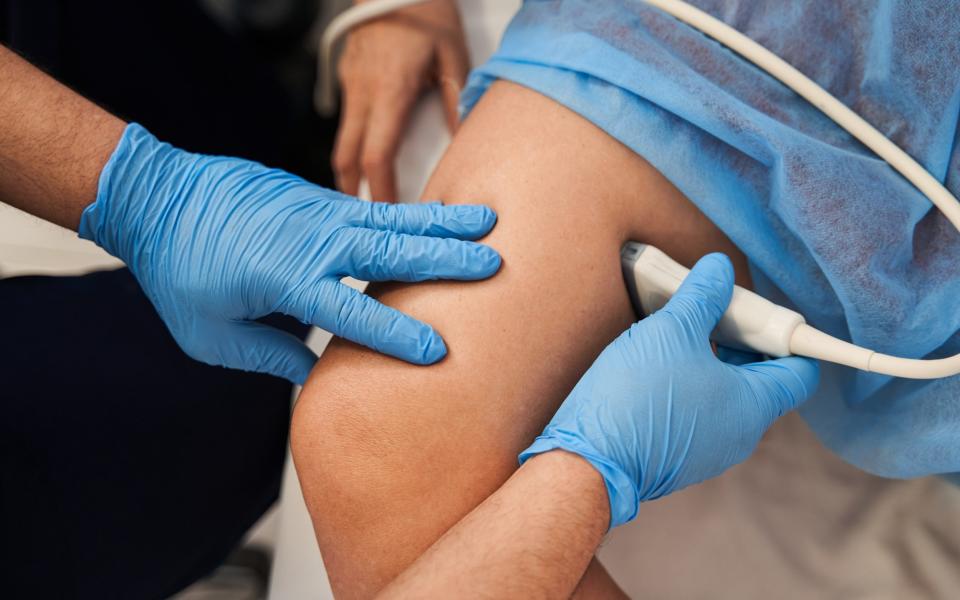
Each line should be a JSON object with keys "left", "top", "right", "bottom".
{"left": 332, "top": 90, "right": 368, "bottom": 196}
{"left": 361, "top": 92, "right": 418, "bottom": 202}
{"left": 350, "top": 201, "right": 498, "bottom": 239}
{"left": 661, "top": 253, "right": 735, "bottom": 339}
{"left": 437, "top": 45, "right": 469, "bottom": 132}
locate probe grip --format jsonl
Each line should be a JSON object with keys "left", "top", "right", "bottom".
{"left": 621, "top": 243, "right": 804, "bottom": 357}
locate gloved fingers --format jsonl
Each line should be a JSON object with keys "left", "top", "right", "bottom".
{"left": 303, "top": 280, "right": 447, "bottom": 364}
{"left": 354, "top": 200, "right": 497, "bottom": 240}
{"left": 343, "top": 227, "right": 501, "bottom": 282}
{"left": 213, "top": 321, "right": 318, "bottom": 385}
{"left": 361, "top": 92, "right": 419, "bottom": 202}
{"left": 436, "top": 43, "right": 469, "bottom": 132}
{"left": 716, "top": 345, "right": 763, "bottom": 365}
{"left": 332, "top": 88, "right": 369, "bottom": 196}
{"left": 740, "top": 356, "right": 821, "bottom": 419}
{"left": 661, "top": 253, "right": 735, "bottom": 339}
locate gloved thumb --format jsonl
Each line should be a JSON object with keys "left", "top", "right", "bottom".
{"left": 661, "top": 253, "right": 735, "bottom": 338}
{"left": 739, "top": 356, "right": 820, "bottom": 420}
{"left": 211, "top": 320, "right": 319, "bottom": 385}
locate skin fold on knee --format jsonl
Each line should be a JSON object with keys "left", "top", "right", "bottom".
{"left": 290, "top": 81, "right": 748, "bottom": 598}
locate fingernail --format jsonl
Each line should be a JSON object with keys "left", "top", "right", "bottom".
{"left": 420, "top": 331, "right": 448, "bottom": 364}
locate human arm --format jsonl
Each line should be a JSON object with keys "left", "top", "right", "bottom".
{"left": 377, "top": 255, "right": 818, "bottom": 598}
{"left": 291, "top": 81, "right": 750, "bottom": 598}
{"left": 0, "top": 44, "right": 500, "bottom": 383}
{"left": 0, "top": 44, "right": 125, "bottom": 229}
{"left": 378, "top": 450, "right": 609, "bottom": 599}
{"left": 333, "top": 0, "right": 468, "bottom": 201}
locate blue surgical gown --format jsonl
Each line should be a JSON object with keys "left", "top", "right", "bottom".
{"left": 462, "top": 0, "right": 960, "bottom": 478}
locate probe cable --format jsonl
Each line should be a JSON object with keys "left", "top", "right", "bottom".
{"left": 318, "top": 0, "right": 960, "bottom": 378}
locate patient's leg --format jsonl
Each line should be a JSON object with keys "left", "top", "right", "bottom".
{"left": 291, "top": 81, "right": 749, "bottom": 597}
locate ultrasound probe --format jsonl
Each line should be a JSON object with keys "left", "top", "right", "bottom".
{"left": 321, "top": 0, "right": 960, "bottom": 378}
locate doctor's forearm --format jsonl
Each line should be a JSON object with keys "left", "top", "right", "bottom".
{"left": 378, "top": 451, "right": 610, "bottom": 599}
{"left": 0, "top": 44, "right": 125, "bottom": 230}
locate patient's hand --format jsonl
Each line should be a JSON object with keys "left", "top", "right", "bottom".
{"left": 334, "top": 0, "right": 468, "bottom": 201}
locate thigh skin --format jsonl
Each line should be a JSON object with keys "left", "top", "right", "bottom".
{"left": 291, "top": 81, "right": 749, "bottom": 597}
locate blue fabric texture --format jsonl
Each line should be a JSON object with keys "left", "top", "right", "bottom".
{"left": 463, "top": 0, "right": 960, "bottom": 478}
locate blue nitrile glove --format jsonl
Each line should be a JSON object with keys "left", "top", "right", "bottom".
{"left": 79, "top": 124, "right": 501, "bottom": 385}
{"left": 520, "top": 253, "right": 819, "bottom": 528}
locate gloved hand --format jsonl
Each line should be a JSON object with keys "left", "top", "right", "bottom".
{"left": 79, "top": 124, "right": 500, "bottom": 384}
{"left": 520, "top": 253, "right": 819, "bottom": 528}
